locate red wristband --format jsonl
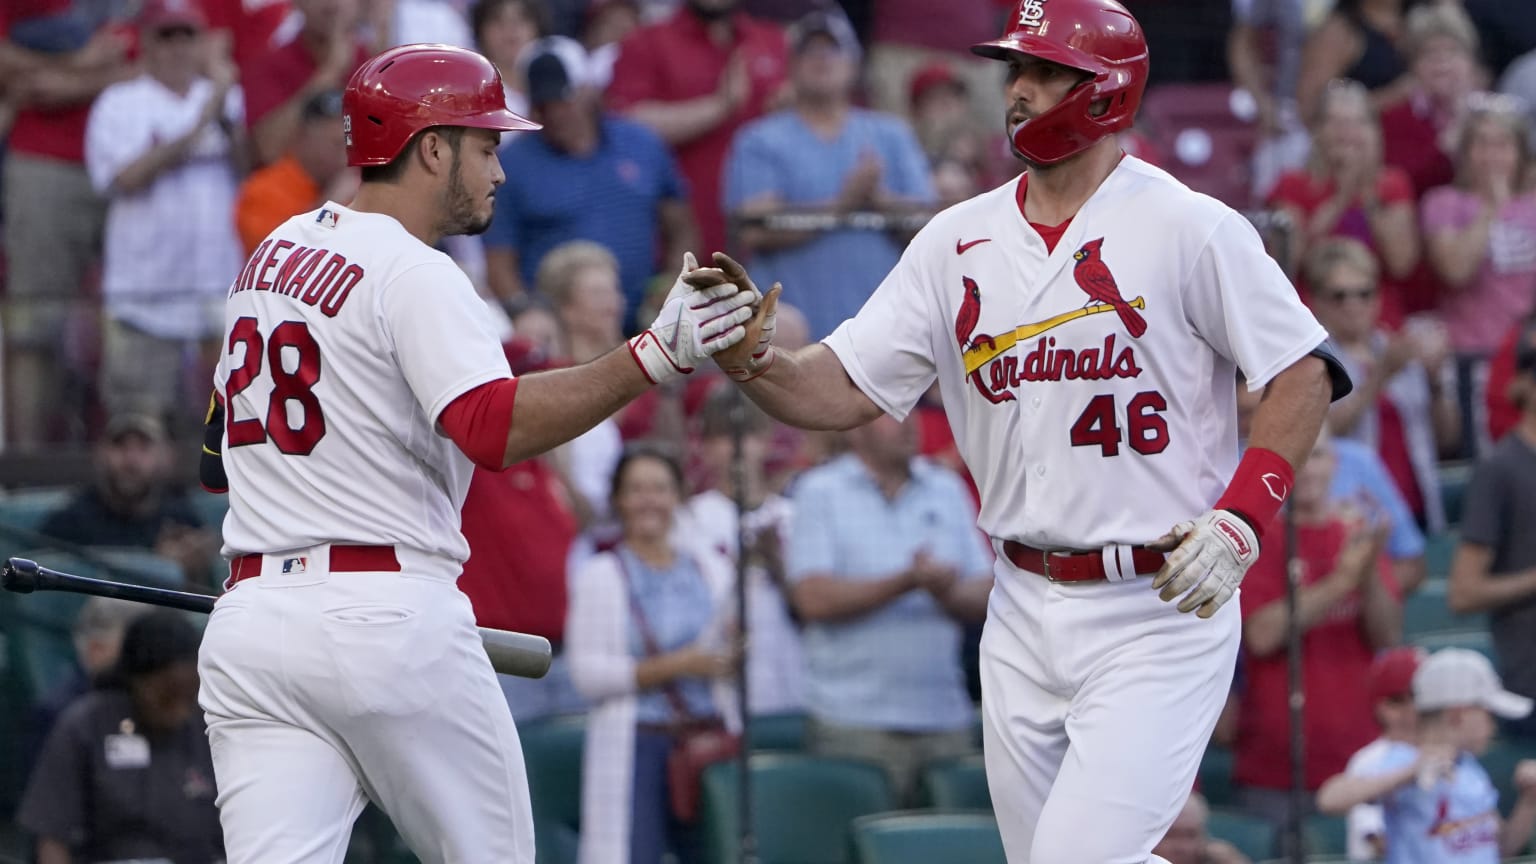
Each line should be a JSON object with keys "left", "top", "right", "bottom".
{"left": 1214, "top": 447, "right": 1294, "bottom": 538}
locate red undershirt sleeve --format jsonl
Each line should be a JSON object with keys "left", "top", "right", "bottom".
{"left": 438, "top": 377, "right": 520, "bottom": 471}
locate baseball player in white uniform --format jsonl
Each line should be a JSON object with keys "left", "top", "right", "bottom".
{"left": 195, "top": 44, "right": 756, "bottom": 863}
{"left": 685, "top": 1, "right": 1353, "bottom": 860}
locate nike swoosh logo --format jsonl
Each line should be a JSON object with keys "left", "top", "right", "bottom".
{"left": 665, "top": 301, "right": 686, "bottom": 352}
{"left": 957, "top": 238, "right": 992, "bottom": 255}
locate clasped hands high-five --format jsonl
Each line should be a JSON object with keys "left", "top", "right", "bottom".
{"left": 629, "top": 251, "right": 780, "bottom": 385}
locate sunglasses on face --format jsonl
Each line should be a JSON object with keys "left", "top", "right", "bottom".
{"left": 1322, "top": 287, "right": 1377, "bottom": 303}
{"left": 153, "top": 26, "right": 197, "bottom": 41}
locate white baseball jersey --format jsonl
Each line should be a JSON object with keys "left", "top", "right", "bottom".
{"left": 824, "top": 156, "right": 1328, "bottom": 549}
{"left": 215, "top": 201, "right": 511, "bottom": 562}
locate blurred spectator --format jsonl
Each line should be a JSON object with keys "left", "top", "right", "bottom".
{"left": 860, "top": 0, "right": 999, "bottom": 128}
{"left": 244, "top": 0, "right": 373, "bottom": 165}
{"left": 583, "top": 0, "right": 640, "bottom": 89}
{"left": 1235, "top": 426, "right": 1401, "bottom": 844}
{"left": 484, "top": 36, "right": 696, "bottom": 319}
{"left": 536, "top": 241, "right": 627, "bottom": 520}
{"left": 1297, "top": 0, "right": 1411, "bottom": 120}
{"left": 505, "top": 292, "right": 568, "bottom": 359}
{"left": 86, "top": 0, "right": 246, "bottom": 430}
{"left": 1329, "top": 648, "right": 1536, "bottom": 861}
{"left": 39, "top": 414, "right": 218, "bottom": 589}
{"left": 1306, "top": 238, "right": 1457, "bottom": 533}
{"left": 1485, "top": 310, "right": 1535, "bottom": 443}
{"left": 1500, "top": 48, "right": 1536, "bottom": 138}
{"left": 566, "top": 445, "right": 739, "bottom": 864}
{"left": 201, "top": 0, "right": 291, "bottom": 75}
{"left": 1, "top": 0, "right": 133, "bottom": 448}
{"left": 1315, "top": 645, "right": 1424, "bottom": 862}
{"left": 1421, "top": 94, "right": 1536, "bottom": 457}
{"left": 1464, "top": 0, "right": 1536, "bottom": 82}
{"left": 17, "top": 609, "right": 221, "bottom": 864}
{"left": 682, "top": 387, "right": 804, "bottom": 715}
{"left": 470, "top": 0, "right": 550, "bottom": 122}
{"left": 724, "top": 9, "right": 934, "bottom": 341}
{"left": 23, "top": 597, "right": 145, "bottom": 780}
{"left": 1267, "top": 79, "right": 1419, "bottom": 321}
{"left": 459, "top": 338, "right": 587, "bottom": 722}
{"left": 1151, "top": 791, "right": 1253, "bottom": 864}
{"left": 382, "top": 0, "right": 475, "bottom": 48}
{"left": 908, "top": 60, "right": 1001, "bottom": 202}
{"left": 605, "top": 0, "right": 788, "bottom": 259}
{"left": 786, "top": 413, "right": 991, "bottom": 806}
{"left": 1448, "top": 321, "right": 1536, "bottom": 738}
{"left": 234, "top": 88, "right": 354, "bottom": 255}
{"left": 1228, "top": 0, "right": 1311, "bottom": 198}
{"left": 1379, "top": 3, "right": 1484, "bottom": 200}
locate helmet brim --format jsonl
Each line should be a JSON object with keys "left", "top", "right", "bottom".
{"left": 459, "top": 108, "right": 543, "bottom": 134}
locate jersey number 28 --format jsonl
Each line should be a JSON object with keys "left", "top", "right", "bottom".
{"left": 1069, "top": 391, "right": 1169, "bottom": 457}
{"left": 225, "top": 317, "right": 326, "bottom": 455}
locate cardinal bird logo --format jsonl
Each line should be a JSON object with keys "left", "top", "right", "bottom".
{"left": 956, "top": 277, "right": 1015, "bottom": 404}
{"left": 1072, "top": 239, "right": 1147, "bottom": 339}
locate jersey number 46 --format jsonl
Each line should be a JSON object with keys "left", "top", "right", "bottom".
{"left": 225, "top": 316, "right": 326, "bottom": 455}
{"left": 1069, "top": 391, "right": 1169, "bottom": 457}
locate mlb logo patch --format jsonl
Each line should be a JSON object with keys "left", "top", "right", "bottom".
{"left": 316, "top": 208, "right": 339, "bottom": 229}
{"left": 282, "top": 557, "right": 308, "bottom": 574}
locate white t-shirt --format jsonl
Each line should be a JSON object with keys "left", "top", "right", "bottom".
{"left": 1344, "top": 736, "right": 1401, "bottom": 861}
{"left": 216, "top": 202, "right": 511, "bottom": 565}
{"left": 823, "top": 156, "right": 1327, "bottom": 548}
{"left": 86, "top": 74, "right": 245, "bottom": 339}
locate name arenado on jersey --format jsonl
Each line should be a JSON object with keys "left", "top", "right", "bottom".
{"left": 228, "top": 238, "right": 365, "bottom": 318}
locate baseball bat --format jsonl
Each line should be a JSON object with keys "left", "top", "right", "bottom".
{"left": 1, "top": 558, "right": 552, "bottom": 679}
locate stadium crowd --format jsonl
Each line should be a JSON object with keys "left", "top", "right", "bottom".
{"left": 3, "top": 0, "right": 1536, "bottom": 861}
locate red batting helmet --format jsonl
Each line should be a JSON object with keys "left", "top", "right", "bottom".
{"left": 972, "top": 0, "right": 1149, "bottom": 166}
{"left": 343, "top": 43, "right": 540, "bottom": 168}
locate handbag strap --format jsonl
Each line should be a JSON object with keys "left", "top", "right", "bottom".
{"left": 614, "top": 548, "right": 698, "bottom": 723}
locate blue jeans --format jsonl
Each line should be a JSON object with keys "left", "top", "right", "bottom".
{"left": 631, "top": 728, "right": 701, "bottom": 864}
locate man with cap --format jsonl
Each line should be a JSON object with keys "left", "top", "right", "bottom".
{"left": 1316, "top": 647, "right": 1426, "bottom": 862}
{"left": 482, "top": 35, "right": 696, "bottom": 321}
{"left": 40, "top": 414, "right": 218, "bottom": 588}
{"left": 723, "top": 6, "right": 935, "bottom": 341}
{"left": 1449, "top": 317, "right": 1536, "bottom": 739}
{"left": 235, "top": 88, "right": 355, "bottom": 256}
{"left": 85, "top": 0, "right": 246, "bottom": 433}
{"left": 1331, "top": 648, "right": 1536, "bottom": 862}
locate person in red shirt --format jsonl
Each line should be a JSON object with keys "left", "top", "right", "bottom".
{"left": 1379, "top": 4, "right": 1483, "bottom": 201}
{"left": 242, "top": 0, "right": 373, "bottom": 165}
{"left": 605, "top": 0, "right": 787, "bottom": 257}
{"left": 1266, "top": 79, "right": 1420, "bottom": 327}
{"left": 2, "top": 0, "right": 135, "bottom": 447}
{"left": 1486, "top": 314, "right": 1535, "bottom": 444}
{"left": 199, "top": 0, "right": 290, "bottom": 75}
{"left": 1234, "top": 425, "right": 1402, "bottom": 850}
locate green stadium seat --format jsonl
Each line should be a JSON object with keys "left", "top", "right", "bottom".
{"left": 1402, "top": 581, "right": 1486, "bottom": 637}
{"left": 518, "top": 714, "right": 584, "bottom": 864}
{"left": 1304, "top": 813, "right": 1347, "bottom": 856}
{"left": 191, "top": 490, "right": 230, "bottom": 532}
{"left": 748, "top": 712, "right": 807, "bottom": 752}
{"left": 849, "top": 811, "right": 1007, "bottom": 864}
{"left": 1439, "top": 461, "right": 1472, "bottom": 527}
{"left": 700, "top": 754, "right": 895, "bottom": 864}
{"left": 0, "top": 487, "right": 73, "bottom": 536}
{"left": 1477, "top": 738, "right": 1536, "bottom": 817}
{"left": 918, "top": 754, "right": 990, "bottom": 810}
{"left": 1199, "top": 745, "right": 1236, "bottom": 808}
{"left": 1206, "top": 808, "right": 1277, "bottom": 862}
{"left": 1424, "top": 530, "right": 1458, "bottom": 581}
{"left": 1410, "top": 628, "right": 1496, "bottom": 662}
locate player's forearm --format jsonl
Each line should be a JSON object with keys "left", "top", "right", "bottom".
{"left": 502, "top": 349, "right": 651, "bottom": 466}
{"left": 736, "top": 344, "right": 884, "bottom": 432}
{"left": 1501, "top": 792, "right": 1536, "bottom": 856}
{"left": 1244, "top": 356, "right": 1331, "bottom": 470}
{"left": 1315, "top": 765, "right": 1416, "bottom": 813}
{"left": 791, "top": 572, "right": 915, "bottom": 623}
{"left": 624, "top": 97, "right": 730, "bottom": 146}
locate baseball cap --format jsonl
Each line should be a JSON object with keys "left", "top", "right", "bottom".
{"left": 138, "top": 0, "right": 207, "bottom": 31}
{"left": 1368, "top": 647, "right": 1425, "bottom": 704}
{"left": 909, "top": 61, "right": 965, "bottom": 107}
{"left": 302, "top": 89, "right": 345, "bottom": 122}
{"left": 1413, "top": 648, "right": 1534, "bottom": 719}
{"left": 520, "top": 36, "right": 594, "bottom": 106}
{"left": 104, "top": 413, "right": 168, "bottom": 444}
{"left": 788, "top": 8, "right": 861, "bottom": 59}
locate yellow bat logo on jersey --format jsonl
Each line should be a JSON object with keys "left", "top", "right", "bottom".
{"left": 961, "top": 297, "right": 1146, "bottom": 376}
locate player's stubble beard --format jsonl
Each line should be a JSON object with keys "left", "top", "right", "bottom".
{"left": 440, "top": 151, "right": 494, "bottom": 237}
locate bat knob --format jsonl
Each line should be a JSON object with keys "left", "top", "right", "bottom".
{"left": 3, "top": 558, "right": 40, "bottom": 594}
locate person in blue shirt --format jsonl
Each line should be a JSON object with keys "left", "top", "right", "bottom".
{"left": 1315, "top": 648, "right": 1536, "bottom": 863}
{"left": 482, "top": 35, "right": 697, "bottom": 324}
{"left": 785, "top": 411, "right": 992, "bottom": 805}
{"left": 722, "top": 7, "right": 935, "bottom": 342}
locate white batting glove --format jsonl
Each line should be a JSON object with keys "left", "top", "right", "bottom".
{"left": 628, "top": 253, "right": 756, "bottom": 385}
{"left": 1149, "top": 509, "right": 1260, "bottom": 618}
